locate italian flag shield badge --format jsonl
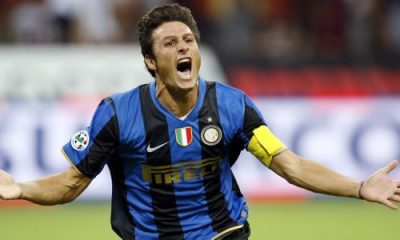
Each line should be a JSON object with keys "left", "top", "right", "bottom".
{"left": 175, "top": 127, "right": 193, "bottom": 147}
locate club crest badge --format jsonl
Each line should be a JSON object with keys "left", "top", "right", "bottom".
{"left": 201, "top": 125, "right": 222, "bottom": 146}
{"left": 71, "top": 130, "right": 90, "bottom": 151}
{"left": 175, "top": 127, "right": 193, "bottom": 147}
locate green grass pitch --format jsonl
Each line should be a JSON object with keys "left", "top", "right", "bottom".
{"left": 0, "top": 199, "right": 398, "bottom": 240}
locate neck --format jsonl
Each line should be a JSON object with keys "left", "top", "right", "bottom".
{"left": 156, "top": 80, "right": 198, "bottom": 118}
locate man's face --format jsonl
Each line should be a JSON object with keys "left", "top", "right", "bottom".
{"left": 146, "top": 21, "right": 201, "bottom": 92}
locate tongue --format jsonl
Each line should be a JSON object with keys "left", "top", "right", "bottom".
{"left": 177, "top": 69, "right": 191, "bottom": 79}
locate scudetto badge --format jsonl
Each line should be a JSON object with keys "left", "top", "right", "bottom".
{"left": 175, "top": 127, "right": 193, "bottom": 147}
{"left": 71, "top": 130, "right": 90, "bottom": 151}
{"left": 201, "top": 125, "right": 222, "bottom": 146}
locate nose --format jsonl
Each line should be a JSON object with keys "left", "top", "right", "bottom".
{"left": 177, "top": 40, "right": 189, "bottom": 54}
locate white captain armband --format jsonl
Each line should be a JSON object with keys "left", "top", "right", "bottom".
{"left": 247, "top": 125, "right": 286, "bottom": 167}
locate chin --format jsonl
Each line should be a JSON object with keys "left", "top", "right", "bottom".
{"left": 177, "top": 77, "right": 197, "bottom": 90}
{"left": 178, "top": 82, "right": 196, "bottom": 91}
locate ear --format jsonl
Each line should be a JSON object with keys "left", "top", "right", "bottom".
{"left": 144, "top": 55, "right": 157, "bottom": 71}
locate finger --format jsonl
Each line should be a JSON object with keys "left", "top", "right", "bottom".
{"left": 0, "top": 169, "right": 12, "bottom": 179}
{"left": 383, "top": 199, "right": 398, "bottom": 210}
{"left": 0, "top": 169, "right": 7, "bottom": 176}
{"left": 382, "top": 160, "right": 398, "bottom": 174}
{"left": 389, "top": 195, "right": 400, "bottom": 202}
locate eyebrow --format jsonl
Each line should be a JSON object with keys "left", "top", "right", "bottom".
{"left": 161, "top": 33, "right": 194, "bottom": 41}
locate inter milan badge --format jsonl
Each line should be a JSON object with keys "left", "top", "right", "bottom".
{"left": 175, "top": 127, "right": 193, "bottom": 147}
{"left": 71, "top": 130, "right": 90, "bottom": 151}
{"left": 201, "top": 125, "right": 222, "bottom": 146}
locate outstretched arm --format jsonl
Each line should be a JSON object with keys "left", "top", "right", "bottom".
{"left": 270, "top": 150, "right": 360, "bottom": 198}
{"left": 0, "top": 166, "right": 91, "bottom": 205}
{"left": 270, "top": 150, "right": 400, "bottom": 209}
{"left": 247, "top": 125, "right": 400, "bottom": 210}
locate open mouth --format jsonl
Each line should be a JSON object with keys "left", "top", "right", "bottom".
{"left": 176, "top": 58, "right": 192, "bottom": 80}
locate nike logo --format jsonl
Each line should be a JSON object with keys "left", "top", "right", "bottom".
{"left": 146, "top": 142, "right": 169, "bottom": 153}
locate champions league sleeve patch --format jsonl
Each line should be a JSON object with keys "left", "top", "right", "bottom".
{"left": 70, "top": 130, "right": 90, "bottom": 151}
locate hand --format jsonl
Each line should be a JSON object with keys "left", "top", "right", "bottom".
{"left": 360, "top": 160, "right": 400, "bottom": 210}
{"left": 0, "top": 169, "right": 22, "bottom": 200}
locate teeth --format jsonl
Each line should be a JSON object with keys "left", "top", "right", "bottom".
{"left": 178, "top": 58, "right": 190, "bottom": 64}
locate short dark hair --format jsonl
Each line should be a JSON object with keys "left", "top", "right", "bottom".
{"left": 138, "top": 4, "right": 201, "bottom": 77}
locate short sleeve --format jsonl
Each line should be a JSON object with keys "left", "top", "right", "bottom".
{"left": 240, "top": 95, "right": 266, "bottom": 146}
{"left": 62, "top": 97, "right": 119, "bottom": 178}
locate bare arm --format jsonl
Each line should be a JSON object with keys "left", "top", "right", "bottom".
{"left": 246, "top": 125, "right": 400, "bottom": 209}
{"left": 270, "top": 150, "right": 400, "bottom": 209}
{"left": 270, "top": 150, "right": 360, "bottom": 198}
{"left": 0, "top": 166, "right": 91, "bottom": 205}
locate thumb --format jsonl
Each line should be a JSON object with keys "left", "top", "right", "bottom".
{"left": 382, "top": 160, "right": 398, "bottom": 174}
{"left": 0, "top": 169, "right": 15, "bottom": 185}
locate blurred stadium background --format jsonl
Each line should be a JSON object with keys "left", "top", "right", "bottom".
{"left": 0, "top": 0, "right": 399, "bottom": 239}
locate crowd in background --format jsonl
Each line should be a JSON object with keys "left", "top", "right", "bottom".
{"left": 0, "top": 0, "right": 399, "bottom": 69}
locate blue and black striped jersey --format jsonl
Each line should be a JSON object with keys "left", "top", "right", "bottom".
{"left": 62, "top": 78, "right": 265, "bottom": 240}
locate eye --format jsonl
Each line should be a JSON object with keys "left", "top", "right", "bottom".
{"left": 185, "top": 38, "right": 194, "bottom": 43}
{"left": 165, "top": 40, "right": 175, "bottom": 47}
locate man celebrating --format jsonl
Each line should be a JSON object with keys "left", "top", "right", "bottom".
{"left": 0, "top": 4, "right": 399, "bottom": 240}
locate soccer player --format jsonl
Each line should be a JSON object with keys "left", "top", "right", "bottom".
{"left": 0, "top": 4, "right": 399, "bottom": 240}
